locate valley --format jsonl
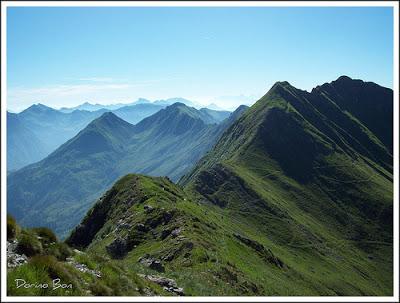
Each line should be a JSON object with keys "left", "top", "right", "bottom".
{"left": 6, "top": 76, "right": 394, "bottom": 296}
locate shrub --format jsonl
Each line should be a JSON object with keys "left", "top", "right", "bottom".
{"left": 7, "top": 215, "right": 18, "bottom": 239}
{"left": 30, "top": 255, "right": 78, "bottom": 287}
{"left": 30, "top": 227, "right": 57, "bottom": 244}
{"left": 90, "top": 282, "right": 113, "bottom": 296}
{"left": 7, "top": 256, "right": 83, "bottom": 296}
{"left": 74, "top": 253, "right": 96, "bottom": 270}
{"left": 45, "top": 242, "right": 72, "bottom": 261}
{"left": 16, "top": 233, "right": 43, "bottom": 257}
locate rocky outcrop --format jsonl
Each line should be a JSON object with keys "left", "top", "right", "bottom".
{"left": 139, "top": 274, "right": 184, "bottom": 296}
{"left": 161, "top": 240, "right": 194, "bottom": 262}
{"left": 144, "top": 205, "right": 154, "bottom": 213}
{"left": 7, "top": 240, "right": 28, "bottom": 268}
{"left": 106, "top": 237, "right": 129, "bottom": 259}
{"left": 138, "top": 255, "right": 165, "bottom": 272}
{"left": 66, "top": 257, "right": 102, "bottom": 278}
{"left": 234, "top": 233, "right": 284, "bottom": 268}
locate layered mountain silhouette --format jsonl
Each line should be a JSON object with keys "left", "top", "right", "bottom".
{"left": 8, "top": 101, "right": 230, "bottom": 171}
{"left": 8, "top": 104, "right": 108, "bottom": 170}
{"left": 7, "top": 104, "right": 245, "bottom": 236}
{"left": 63, "top": 76, "right": 393, "bottom": 296}
{"left": 7, "top": 76, "right": 393, "bottom": 296}
{"left": 7, "top": 112, "right": 48, "bottom": 171}
{"left": 59, "top": 98, "right": 152, "bottom": 112}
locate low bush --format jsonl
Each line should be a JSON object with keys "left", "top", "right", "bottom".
{"left": 30, "top": 227, "right": 57, "bottom": 244}
{"left": 7, "top": 215, "right": 18, "bottom": 239}
{"left": 73, "top": 253, "right": 96, "bottom": 270}
{"left": 16, "top": 232, "right": 43, "bottom": 257}
{"left": 8, "top": 255, "right": 84, "bottom": 296}
{"left": 89, "top": 281, "right": 113, "bottom": 296}
{"left": 26, "top": 255, "right": 81, "bottom": 294}
{"left": 45, "top": 242, "right": 72, "bottom": 261}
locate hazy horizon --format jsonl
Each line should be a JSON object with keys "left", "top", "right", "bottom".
{"left": 7, "top": 6, "right": 393, "bottom": 112}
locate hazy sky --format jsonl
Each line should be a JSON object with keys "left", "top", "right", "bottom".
{"left": 7, "top": 6, "right": 394, "bottom": 112}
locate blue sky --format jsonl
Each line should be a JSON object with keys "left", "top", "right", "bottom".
{"left": 7, "top": 6, "right": 394, "bottom": 112}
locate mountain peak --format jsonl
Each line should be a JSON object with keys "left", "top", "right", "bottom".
{"left": 25, "top": 103, "right": 55, "bottom": 112}
{"left": 274, "top": 80, "right": 292, "bottom": 88}
{"left": 48, "top": 111, "right": 134, "bottom": 160}
{"left": 90, "top": 111, "right": 131, "bottom": 128}
{"left": 312, "top": 75, "right": 364, "bottom": 93}
{"left": 335, "top": 75, "right": 353, "bottom": 82}
{"left": 20, "top": 103, "right": 59, "bottom": 116}
{"left": 168, "top": 102, "right": 187, "bottom": 109}
{"left": 100, "top": 111, "right": 117, "bottom": 118}
{"left": 265, "top": 81, "right": 296, "bottom": 96}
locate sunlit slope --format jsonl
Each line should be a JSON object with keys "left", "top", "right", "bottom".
{"left": 181, "top": 77, "right": 393, "bottom": 295}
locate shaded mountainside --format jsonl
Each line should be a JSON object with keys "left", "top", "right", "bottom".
{"left": 119, "top": 103, "right": 244, "bottom": 180}
{"left": 7, "top": 113, "right": 136, "bottom": 236}
{"left": 65, "top": 168, "right": 391, "bottom": 295}
{"left": 312, "top": 76, "right": 393, "bottom": 151}
{"left": 8, "top": 102, "right": 230, "bottom": 170}
{"left": 7, "top": 105, "right": 244, "bottom": 237}
{"left": 7, "top": 76, "right": 393, "bottom": 296}
{"left": 7, "top": 112, "right": 48, "bottom": 171}
{"left": 7, "top": 214, "right": 181, "bottom": 296}
{"left": 8, "top": 104, "right": 108, "bottom": 170}
{"left": 65, "top": 174, "right": 293, "bottom": 295}
{"left": 180, "top": 76, "right": 393, "bottom": 294}
{"left": 112, "top": 103, "right": 165, "bottom": 125}
{"left": 64, "top": 76, "right": 392, "bottom": 296}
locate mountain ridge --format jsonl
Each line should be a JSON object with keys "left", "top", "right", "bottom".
{"left": 8, "top": 103, "right": 244, "bottom": 237}
{"left": 7, "top": 76, "right": 393, "bottom": 296}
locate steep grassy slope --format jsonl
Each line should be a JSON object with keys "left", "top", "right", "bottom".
{"left": 8, "top": 102, "right": 229, "bottom": 170}
{"left": 8, "top": 105, "right": 245, "bottom": 238}
{"left": 7, "top": 215, "right": 169, "bottom": 296}
{"left": 64, "top": 174, "right": 318, "bottom": 295}
{"left": 8, "top": 104, "right": 108, "bottom": 170}
{"left": 180, "top": 77, "right": 393, "bottom": 295}
{"left": 118, "top": 103, "right": 241, "bottom": 180}
{"left": 64, "top": 166, "right": 391, "bottom": 295}
{"left": 8, "top": 113, "right": 136, "bottom": 237}
{"left": 312, "top": 75, "right": 393, "bottom": 151}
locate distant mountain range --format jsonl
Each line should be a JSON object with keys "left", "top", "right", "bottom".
{"left": 65, "top": 75, "right": 392, "bottom": 296}
{"left": 58, "top": 97, "right": 202, "bottom": 113}
{"left": 7, "top": 76, "right": 393, "bottom": 296}
{"left": 7, "top": 104, "right": 108, "bottom": 170}
{"left": 7, "top": 101, "right": 230, "bottom": 170}
{"left": 7, "top": 112, "right": 48, "bottom": 171}
{"left": 58, "top": 98, "right": 151, "bottom": 112}
{"left": 7, "top": 103, "right": 244, "bottom": 237}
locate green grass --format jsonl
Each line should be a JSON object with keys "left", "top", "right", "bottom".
{"left": 8, "top": 77, "right": 393, "bottom": 296}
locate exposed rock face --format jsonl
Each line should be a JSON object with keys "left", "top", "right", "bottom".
{"left": 114, "top": 219, "right": 132, "bottom": 232}
{"left": 65, "top": 257, "right": 102, "bottom": 278}
{"left": 7, "top": 240, "right": 28, "bottom": 268}
{"left": 171, "top": 227, "right": 182, "bottom": 238}
{"left": 160, "top": 227, "right": 182, "bottom": 240}
{"left": 138, "top": 255, "right": 165, "bottom": 272}
{"left": 144, "top": 205, "right": 154, "bottom": 213}
{"left": 106, "top": 237, "right": 129, "bottom": 259}
{"left": 234, "top": 233, "right": 284, "bottom": 268}
{"left": 139, "top": 274, "right": 184, "bottom": 296}
{"left": 161, "top": 240, "right": 194, "bottom": 262}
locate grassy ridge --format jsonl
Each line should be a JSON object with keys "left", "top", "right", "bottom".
{"left": 180, "top": 78, "right": 393, "bottom": 295}
{"left": 8, "top": 77, "right": 393, "bottom": 296}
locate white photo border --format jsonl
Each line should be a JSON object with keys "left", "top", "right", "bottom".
{"left": 1, "top": 1, "right": 398, "bottom": 302}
